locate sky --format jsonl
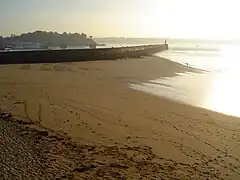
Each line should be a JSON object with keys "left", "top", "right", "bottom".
{"left": 1, "top": 0, "right": 240, "bottom": 39}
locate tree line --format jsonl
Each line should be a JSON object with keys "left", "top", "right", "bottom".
{"left": 2, "top": 31, "right": 97, "bottom": 46}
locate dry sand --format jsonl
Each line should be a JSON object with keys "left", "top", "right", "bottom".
{"left": 0, "top": 56, "right": 240, "bottom": 179}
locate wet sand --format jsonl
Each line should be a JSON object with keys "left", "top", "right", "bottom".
{"left": 0, "top": 56, "right": 240, "bottom": 179}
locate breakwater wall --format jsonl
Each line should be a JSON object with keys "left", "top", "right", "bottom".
{"left": 0, "top": 44, "right": 168, "bottom": 64}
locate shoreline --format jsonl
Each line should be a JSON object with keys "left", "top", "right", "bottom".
{"left": 1, "top": 56, "right": 240, "bottom": 179}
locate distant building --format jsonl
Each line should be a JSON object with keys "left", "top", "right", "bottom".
{"left": 60, "top": 44, "right": 67, "bottom": 49}
{"left": 89, "top": 43, "right": 96, "bottom": 49}
{"left": 22, "top": 42, "right": 48, "bottom": 49}
{"left": 0, "top": 37, "right": 4, "bottom": 50}
{"left": 3, "top": 41, "right": 48, "bottom": 50}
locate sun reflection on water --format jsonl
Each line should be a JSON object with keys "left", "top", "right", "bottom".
{"left": 130, "top": 70, "right": 240, "bottom": 117}
{"left": 131, "top": 43, "right": 240, "bottom": 117}
{"left": 206, "top": 70, "right": 240, "bottom": 117}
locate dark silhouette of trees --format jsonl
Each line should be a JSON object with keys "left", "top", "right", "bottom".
{"left": 3, "top": 31, "right": 96, "bottom": 46}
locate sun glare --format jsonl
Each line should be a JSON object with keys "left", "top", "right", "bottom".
{"left": 126, "top": 0, "right": 240, "bottom": 39}
{"left": 206, "top": 71, "right": 240, "bottom": 117}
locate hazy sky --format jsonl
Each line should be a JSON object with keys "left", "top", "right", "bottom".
{"left": 1, "top": 0, "right": 239, "bottom": 39}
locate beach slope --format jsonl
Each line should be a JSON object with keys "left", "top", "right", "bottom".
{"left": 0, "top": 56, "right": 240, "bottom": 179}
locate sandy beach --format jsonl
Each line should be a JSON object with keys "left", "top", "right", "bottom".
{"left": 0, "top": 56, "right": 240, "bottom": 179}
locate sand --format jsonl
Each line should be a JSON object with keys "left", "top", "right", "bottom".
{"left": 0, "top": 56, "right": 240, "bottom": 179}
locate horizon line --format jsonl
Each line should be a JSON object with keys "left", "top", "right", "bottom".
{"left": 1, "top": 30, "right": 239, "bottom": 41}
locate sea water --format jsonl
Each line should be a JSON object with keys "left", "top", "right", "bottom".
{"left": 130, "top": 41, "right": 240, "bottom": 117}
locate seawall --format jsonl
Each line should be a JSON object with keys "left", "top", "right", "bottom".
{"left": 0, "top": 44, "right": 168, "bottom": 64}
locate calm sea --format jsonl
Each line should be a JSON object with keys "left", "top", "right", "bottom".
{"left": 130, "top": 40, "right": 240, "bottom": 117}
